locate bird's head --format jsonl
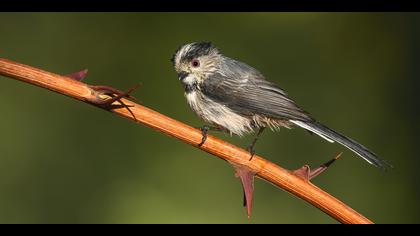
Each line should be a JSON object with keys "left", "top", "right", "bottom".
{"left": 171, "top": 42, "right": 221, "bottom": 85}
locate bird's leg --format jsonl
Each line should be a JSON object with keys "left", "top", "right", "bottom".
{"left": 197, "top": 125, "right": 222, "bottom": 147}
{"left": 247, "top": 127, "right": 266, "bottom": 161}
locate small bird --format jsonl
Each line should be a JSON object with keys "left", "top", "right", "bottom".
{"left": 171, "top": 42, "right": 391, "bottom": 169}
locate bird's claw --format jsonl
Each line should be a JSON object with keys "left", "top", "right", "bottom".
{"left": 246, "top": 127, "right": 265, "bottom": 161}
{"left": 198, "top": 126, "right": 210, "bottom": 147}
{"left": 247, "top": 146, "right": 256, "bottom": 161}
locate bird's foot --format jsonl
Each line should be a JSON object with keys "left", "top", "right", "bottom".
{"left": 197, "top": 125, "right": 223, "bottom": 147}
{"left": 247, "top": 145, "right": 256, "bottom": 161}
{"left": 246, "top": 127, "right": 265, "bottom": 161}
{"left": 197, "top": 125, "right": 212, "bottom": 147}
{"left": 293, "top": 153, "right": 342, "bottom": 181}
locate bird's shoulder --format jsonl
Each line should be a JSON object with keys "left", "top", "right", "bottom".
{"left": 204, "top": 57, "right": 288, "bottom": 97}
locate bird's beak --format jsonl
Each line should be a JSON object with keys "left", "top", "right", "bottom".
{"left": 178, "top": 71, "right": 189, "bottom": 81}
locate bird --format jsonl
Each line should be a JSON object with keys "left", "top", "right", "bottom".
{"left": 171, "top": 41, "right": 391, "bottom": 169}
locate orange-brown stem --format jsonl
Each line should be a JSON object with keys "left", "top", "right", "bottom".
{"left": 0, "top": 58, "right": 373, "bottom": 224}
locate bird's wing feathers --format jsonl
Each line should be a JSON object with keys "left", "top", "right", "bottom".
{"left": 201, "top": 61, "right": 313, "bottom": 122}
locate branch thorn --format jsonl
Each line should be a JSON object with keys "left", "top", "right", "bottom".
{"left": 293, "top": 152, "right": 342, "bottom": 181}
{"left": 65, "top": 69, "right": 88, "bottom": 81}
{"left": 88, "top": 84, "right": 141, "bottom": 121}
{"left": 232, "top": 163, "right": 257, "bottom": 218}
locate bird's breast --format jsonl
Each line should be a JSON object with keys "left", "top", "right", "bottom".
{"left": 184, "top": 91, "right": 255, "bottom": 136}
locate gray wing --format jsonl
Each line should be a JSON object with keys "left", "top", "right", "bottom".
{"left": 201, "top": 58, "right": 313, "bottom": 122}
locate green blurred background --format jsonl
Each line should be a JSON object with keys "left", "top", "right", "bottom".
{"left": 0, "top": 13, "right": 419, "bottom": 223}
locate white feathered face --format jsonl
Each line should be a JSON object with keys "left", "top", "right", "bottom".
{"left": 171, "top": 42, "right": 221, "bottom": 85}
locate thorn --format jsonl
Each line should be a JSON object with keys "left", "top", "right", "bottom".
{"left": 293, "top": 152, "right": 341, "bottom": 181}
{"left": 293, "top": 165, "right": 311, "bottom": 181}
{"left": 88, "top": 84, "right": 141, "bottom": 121}
{"left": 65, "top": 69, "right": 88, "bottom": 81}
{"left": 232, "top": 163, "right": 257, "bottom": 218}
{"left": 89, "top": 84, "right": 140, "bottom": 103}
{"left": 309, "top": 152, "right": 341, "bottom": 180}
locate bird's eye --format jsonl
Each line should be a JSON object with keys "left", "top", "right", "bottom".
{"left": 191, "top": 59, "right": 200, "bottom": 68}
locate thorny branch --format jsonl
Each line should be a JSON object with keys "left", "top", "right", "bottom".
{"left": 0, "top": 58, "right": 373, "bottom": 224}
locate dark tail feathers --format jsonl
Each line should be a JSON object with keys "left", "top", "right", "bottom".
{"left": 291, "top": 120, "right": 392, "bottom": 170}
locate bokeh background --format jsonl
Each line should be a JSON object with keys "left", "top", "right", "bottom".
{"left": 0, "top": 13, "right": 419, "bottom": 223}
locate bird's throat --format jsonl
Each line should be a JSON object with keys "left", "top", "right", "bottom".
{"left": 184, "top": 82, "right": 198, "bottom": 93}
{"left": 181, "top": 74, "right": 200, "bottom": 93}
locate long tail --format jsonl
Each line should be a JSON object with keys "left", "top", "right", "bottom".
{"left": 290, "top": 120, "right": 392, "bottom": 170}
